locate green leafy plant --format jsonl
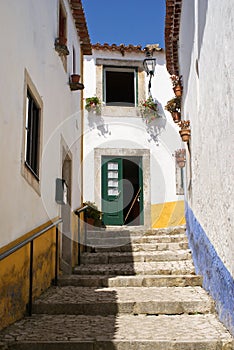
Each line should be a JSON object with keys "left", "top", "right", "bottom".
{"left": 83, "top": 201, "right": 105, "bottom": 227}
{"left": 139, "top": 96, "right": 160, "bottom": 123}
{"left": 165, "top": 97, "right": 181, "bottom": 113}
{"left": 85, "top": 97, "right": 101, "bottom": 115}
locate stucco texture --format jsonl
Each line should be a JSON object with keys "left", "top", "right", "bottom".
{"left": 0, "top": 223, "right": 57, "bottom": 330}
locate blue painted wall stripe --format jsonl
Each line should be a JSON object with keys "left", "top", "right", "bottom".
{"left": 185, "top": 202, "right": 234, "bottom": 336}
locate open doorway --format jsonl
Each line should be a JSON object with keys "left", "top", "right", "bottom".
{"left": 102, "top": 156, "right": 143, "bottom": 226}
{"left": 61, "top": 152, "right": 72, "bottom": 273}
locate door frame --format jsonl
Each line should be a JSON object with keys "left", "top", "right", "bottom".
{"left": 94, "top": 148, "right": 151, "bottom": 228}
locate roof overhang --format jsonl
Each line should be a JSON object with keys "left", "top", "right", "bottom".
{"left": 165, "top": 0, "right": 182, "bottom": 75}
{"left": 70, "top": 0, "right": 92, "bottom": 55}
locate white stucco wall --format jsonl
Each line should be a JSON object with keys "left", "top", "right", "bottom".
{"left": 0, "top": 0, "right": 83, "bottom": 247}
{"left": 83, "top": 49, "right": 183, "bottom": 215}
{"left": 179, "top": 0, "right": 234, "bottom": 276}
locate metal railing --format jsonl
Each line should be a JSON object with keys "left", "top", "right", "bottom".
{"left": 74, "top": 205, "right": 89, "bottom": 266}
{"left": 0, "top": 218, "right": 62, "bottom": 316}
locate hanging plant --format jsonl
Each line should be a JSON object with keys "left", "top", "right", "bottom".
{"left": 170, "top": 75, "right": 183, "bottom": 97}
{"left": 85, "top": 97, "right": 101, "bottom": 115}
{"left": 165, "top": 97, "right": 181, "bottom": 123}
{"left": 179, "top": 120, "right": 191, "bottom": 142}
{"left": 139, "top": 96, "right": 161, "bottom": 123}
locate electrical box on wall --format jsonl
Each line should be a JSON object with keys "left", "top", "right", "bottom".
{"left": 55, "top": 178, "right": 68, "bottom": 205}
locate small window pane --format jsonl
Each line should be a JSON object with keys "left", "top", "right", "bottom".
{"left": 108, "top": 188, "right": 119, "bottom": 196}
{"left": 108, "top": 162, "right": 118, "bottom": 170}
{"left": 108, "top": 171, "right": 118, "bottom": 179}
{"left": 108, "top": 180, "right": 118, "bottom": 187}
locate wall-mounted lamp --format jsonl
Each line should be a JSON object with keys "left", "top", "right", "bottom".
{"left": 143, "top": 48, "right": 156, "bottom": 95}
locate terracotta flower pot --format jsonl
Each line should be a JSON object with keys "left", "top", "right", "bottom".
{"left": 172, "top": 111, "right": 181, "bottom": 123}
{"left": 177, "top": 157, "right": 186, "bottom": 168}
{"left": 71, "top": 74, "right": 80, "bottom": 83}
{"left": 179, "top": 129, "right": 191, "bottom": 142}
{"left": 173, "top": 85, "right": 183, "bottom": 97}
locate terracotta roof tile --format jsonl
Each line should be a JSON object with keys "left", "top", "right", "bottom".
{"left": 164, "top": 0, "right": 182, "bottom": 75}
{"left": 92, "top": 43, "right": 162, "bottom": 56}
{"left": 70, "top": 0, "right": 92, "bottom": 55}
{"left": 92, "top": 43, "right": 143, "bottom": 55}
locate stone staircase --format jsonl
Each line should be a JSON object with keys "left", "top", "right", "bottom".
{"left": 0, "top": 226, "right": 233, "bottom": 349}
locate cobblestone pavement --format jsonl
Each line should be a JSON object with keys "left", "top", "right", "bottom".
{"left": 0, "top": 226, "right": 233, "bottom": 349}
{"left": 74, "top": 260, "right": 195, "bottom": 275}
{"left": 34, "top": 285, "right": 212, "bottom": 305}
{"left": 0, "top": 315, "right": 233, "bottom": 348}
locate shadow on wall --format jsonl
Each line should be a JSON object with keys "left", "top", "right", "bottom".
{"left": 88, "top": 112, "right": 111, "bottom": 137}
{"left": 197, "top": 0, "right": 209, "bottom": 60}
{"left": 143, "top": 100, "right": 167, "bottom": 145}
{"left": 0, "top": 225, "right": 136, "bottom": 348}
{"left": 180, "top": 0, "right": 208, "bottom": 92}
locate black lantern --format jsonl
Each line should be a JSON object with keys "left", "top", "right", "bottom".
{"left": 143, "top": 57, "right": 156, "bottom": 77}
{"left": 143, "top": 50, "right": 156, "bottom": 94}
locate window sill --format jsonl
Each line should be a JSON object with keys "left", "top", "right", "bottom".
{"left": 21, "top": 163, "right": 41, "bottom": 196}
{"left": 101, "top": 105, "right": 141, "bottom": 117}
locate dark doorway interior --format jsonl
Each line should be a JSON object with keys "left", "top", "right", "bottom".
{"left": 123, "top": 158, "right": 140, "bottom": 226}
{"left": 61, "top": 154, "right": 72, "bottom": 273}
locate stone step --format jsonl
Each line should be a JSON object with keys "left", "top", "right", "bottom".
{"left": 80, "top": 250, "right": 192, "bottom": 264}
{"left": 73, "top": 260, "right": 196, "bottom": 276}
{"left": 58, "top": 274, "right": 203, "bottom": 288}
{"left": 94, "top": 241, "right": 189, "bottom": 252}
{"left": 86, "top": 234, "right": 188, "bottom": 247}
{"left": 86, "top": 225, "right": 186, "bottom": 239}
{"left": 0, "top": 314, "right": 232, "bottom": 350}
{"left": 33, "top": 286, "right": 214, "bottom": 316}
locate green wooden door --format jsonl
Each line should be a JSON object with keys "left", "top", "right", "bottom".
{"left": 102, "top": 157, "right": 124, "bottom": 225}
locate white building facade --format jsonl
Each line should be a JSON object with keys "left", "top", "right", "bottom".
{"left": 83, "top": 44, "right": 185, "bottom": 229}
{"left": 165, "top": 0, "right": 234, "bottom": 335}
{"left": 0, "top": 0, "right": 91, "bottom": 329}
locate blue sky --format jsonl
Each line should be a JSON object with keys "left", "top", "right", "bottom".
{"left": 82, "top": 0, "right": 166, "bottom": 49}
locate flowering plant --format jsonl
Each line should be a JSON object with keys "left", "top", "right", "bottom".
{"left": 85, "top": 96, "right": 101, "bottom": 115}
{"left": 139, "top": 96, "right": 160, "bottom": 123}
{"left": 170, "top": 75, "right": 182, "bottom": 87}
{"left": 179, "top": 120, "right": 190, "bottom": 129}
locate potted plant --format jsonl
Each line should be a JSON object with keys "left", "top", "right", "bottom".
{"left": 83, "top": 201, "right": 105, "bottom": 228}
{"left": 139, "top": 96, "right": 161, "bottom": 123}
{"left": 179, "top": 120, "right": 191, "bottom": 142}
{"left": 170, "top": 75, "right": 183, "bottom": 97}
{"left": 165, "top": 97, "right": 181, "bottom": 123}
{"left": 54, "top": 37, "right": 69, "bottom": 56}
{"left": 85, "top": 97, "right": 101, "bottom": 115}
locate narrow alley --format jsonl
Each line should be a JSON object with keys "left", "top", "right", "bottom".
{"left": 0, "top": 0, "right": 233, "bottom": 349}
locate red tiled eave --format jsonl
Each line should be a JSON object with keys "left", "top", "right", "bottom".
{"left": 92, "top": 43, "right": 163, "bottom": 55}
{"left": 165, "top": 0, "right": 182, "bottom": 75}
{"left": 70, "top": 0, "right": 92, "bottom": 55}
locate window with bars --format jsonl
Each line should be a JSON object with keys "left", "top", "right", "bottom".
{"left": 25, "top": 90, "right": 41, "bottom": 179}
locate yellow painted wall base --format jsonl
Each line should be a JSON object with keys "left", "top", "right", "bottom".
{"left": 151, "top": 201, "right": 186, "bottom": 228}
{"left": 0, "top": 220, "right": 58, "bottom": 331}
